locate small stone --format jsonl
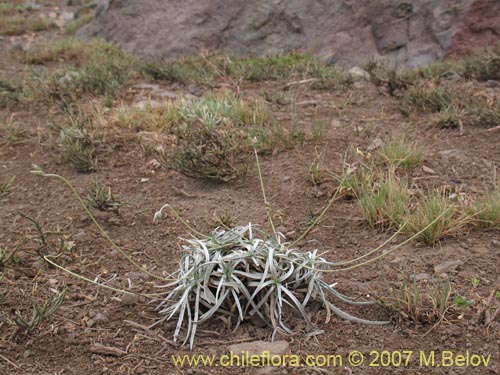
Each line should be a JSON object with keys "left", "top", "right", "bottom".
{"left": 434, "top": 260, "right": 464, "bottom": 274}
{"left": 151, "top": 89, "right": 178, "bottom": 99}
{"left": 415, "top": 273, "right": 432, "bottom": 281}
{"left": 491, "top": 239, "right": 500, "bottom": 249}
{"left": 485, "top": 80, "right": 500, "bottom": 88}
{"left": 422, "top": 165, "right": 436, "bottom": 174}
{"left": 94, "top": 312, "right": 108, "bottom": 323}
{"left": 74, "top": 230, "right": 88, "bottom": 241}
{"left": 124, "top": 271, "right": 149, "bottom": 281}
{"left": 276, "top": 226, "right": 286, "bottom": 234}
{"left": 32, "top": 259, "right": 46, "bottom": 271}
{"left": 330, "top": 119, "right": 341, "bottom": 128}
{"left": 367, "top": 137, "right": 383, "bottom": 151}
{"left": 348, "top": 66, "right": 370, "bottom": 81}
{"left": 446, "top": 72, "right": 461, "bottom": 82}
{"left": 132, "top": 83, "right": 160, "bottom": 90}
{"left": 133, "top": 100, "right": 164, "bottom": 110}
{"left": 23, "top": 350, "right": 31, "bottom": 359}
{"left": 120, "top": 293, "right": 138, "bottom": 306}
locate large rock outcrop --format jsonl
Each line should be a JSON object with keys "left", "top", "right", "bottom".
{"left": 79, "top": 0, "right": 491, "bottom": 67}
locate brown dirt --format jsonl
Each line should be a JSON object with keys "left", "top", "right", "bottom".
{"left": 1, "top": 3, "right": 499, "bottom": 375}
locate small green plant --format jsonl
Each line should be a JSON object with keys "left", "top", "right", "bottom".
{"left": 60, "top": 126, "right": 96, "bottom": 173}
{"left": 0, "top": 246, "right": 16, "bottom": 270}
{"left": 85, "top": 181, "right": 122, "bottom": 213}
{"left": 20, "top": 212, "right": 76, "bottom": 259}
{"left": 336, "top": 149, "right": 376, "bottom": 199}
{"left": 8, "top": 289, "right": 66, "bottom": 338}
{"left": 0, "top": 3, "right": 16, "bottom": 15}
{"left": 22, "top": 38, "right": 116, "bottom": 65}
{"left": 377, "top": 134, "right": 423, "bottom": 170}
{"left": 24, "top": 41, "right": 137, "bottom": 106}
{"left": 143, "top": 52, "right": 351, "bottom": 86}
{"left": 472, "top": 183, "right": 500, "bottom": 229}
{"left": 453, "top": 294, "right": 473, "bottom": 308}
{"left": 471, "top": 277, "right": 480, "bottom": 288}
{"left": 0, "top": 78, "right": 20, "bottom": 108}
{"left": 402, "top": 83, "right": 454, "bottom": 113}
{"left": 1, "top": 115, "right": 25, "bottom": 145}
{"left": 305, "top": 152, "right": 325, "bottom": 185}
{"left": 382, "top": 273, "right": 454, "bottom": 324}
{"left": 463, "top": 48, "right": 500, "bottom": 81}
{"left": 166, "top": 92, "right": 276, "bottom": 181}
{"left": 0, "top": 176, "right": 15, "bottom": 197}
{"left": 466, "top": 105, "right": 500, "bottom": 128}
{"left": 358, "top": 170, "right": 411, "bottom": 228}
{"left": 211, "top": 211, "right": 239, "bottom": 229}
{"left": 0, "top": 15, "right": 53, "bottom": 35}
{"left": 64, "top": 12, "right": 94, "bottom": 35}
{"left": 403, "top": 191, "right": 471, "bottom": 244}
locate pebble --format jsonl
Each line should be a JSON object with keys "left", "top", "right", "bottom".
{"left": 120, "top": 292, "right": 139, "bottom": 306}
{"left": 434, "top": 260, "right": 464, "bottom": 274}
{"left": 491, "top": 239, "right": 500, "bottom": 249}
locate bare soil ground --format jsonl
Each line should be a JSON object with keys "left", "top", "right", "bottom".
{"left": 0, "top": 2, "right": 499, "bottom": 375}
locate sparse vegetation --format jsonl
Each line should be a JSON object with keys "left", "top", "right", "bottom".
{"left": 378, "top": 133, "right": 424, "bottom": 170}
{"left": 143, "top": 52, "right": 352, "bottom": 86}
{"left": 158, "top": 91, "right": 296, "bottom": 181}
{"left": 382, "top": 273, "right": 454, "bottom": 324}
{"left": 22, "top": 39, "right": 137, "bottom": 106}
{"left": 0, "top": 15, "right": 53, "bottom": 35}
{"left": 85, "top": 181, "right": 122, "bottom": 213}
{"left": 472, "top": 183, "right": 500, "bottom": 229}
{"left": 59, "top": 126, "right": 96, "bottom": 173}
{"left": 0, "top": 2, "right": 16, "bottom": 15}
{"left": 358, "top": 170, "right": 411, "bottom": 229}
{"left": 402, "top": 83, "right": 455, "bottom": 114}
{"left": 7, "top": 289, "right": 66, "bottom": 337}
{"left": 463, "top": 47, "right": 500, "bottom": 81}
{"left": 0, "top": 176, "right": 15, "bottom": 198}
{"left": 403, "top": 191, "right": 471, "bottom": 245}
{"left": 64, "top": 12, "right": 94, "bottom": 35}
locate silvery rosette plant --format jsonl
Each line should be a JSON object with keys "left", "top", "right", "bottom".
{"left": 150, "top": 221, "right": 385, "bottom": 349}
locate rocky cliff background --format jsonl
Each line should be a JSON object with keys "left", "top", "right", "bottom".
{"left": 78, "top": 0, "right": 500, "bottom": 67}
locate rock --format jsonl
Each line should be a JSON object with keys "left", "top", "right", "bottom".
{"left": 367, "top": 137, "right": 383, "bottom": 151}
{"left": 124, "top": 271, "right": 149, "bottom": 281}
{"left": 485, "top": 80, "right": 500, "bottom": 88}
{"left": 74, "top": 230, "right": 88, "bottom": 241}
{"left": 434, "top": 260, "right": 464, "bottom": 274}
{"left": 90, "top": 343, "right": 126, "bottom": 357}
{"left": 132, "top": 83, "right": 160, "bottom": 90}
{"left": 120, "top": 293, "right": 138, "bottom": 306}
{"left": 491, "top": 239, "right": 500, "bottom": 249}
{"left": 76, "top": 0, "right": 483, "bottom": 67}
{"left": 32, "top": 259, "right": 47, "bottom": 271}
{"left": 422, "top": 165, "right": 436, "bottom": 175}
{"left": 151, "top": 89, "right": 178, "bottom": 99}
{"left": 415, "top": 273, "right": 432, "bottom": 281}
{"left": 133, "top": 100, "right": 164, "bottom": 110}
{"left": 348, "top": 66, "right": 370, "bottom": 81}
